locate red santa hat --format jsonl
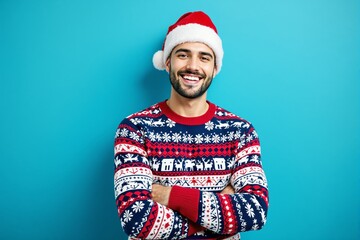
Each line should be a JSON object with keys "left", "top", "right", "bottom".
{"left": 152, "top": 11, "right": 224, "bottom": 74}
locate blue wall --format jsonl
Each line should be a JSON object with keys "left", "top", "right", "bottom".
{"left": 1, "top": 0, "right": 359, "bottom": 239}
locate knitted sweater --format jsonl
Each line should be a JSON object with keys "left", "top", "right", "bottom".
{"left": 114, "top": 101, "right": 268, "bottom": 239}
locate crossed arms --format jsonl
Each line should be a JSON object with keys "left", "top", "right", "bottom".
{"left": 114, "top": 121, "right": 269, "bottom": 239}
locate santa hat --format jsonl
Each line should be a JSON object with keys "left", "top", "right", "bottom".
{"left": 152, "top": 11, "right": 223, "bottom": 74}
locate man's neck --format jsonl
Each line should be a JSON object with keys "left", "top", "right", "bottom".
{"left": 166, "top": 93, "right": 209, "bottom": 117}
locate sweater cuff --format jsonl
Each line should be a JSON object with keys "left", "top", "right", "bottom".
{"left": 168, "top": 185, "right": 200, "bottom": 222}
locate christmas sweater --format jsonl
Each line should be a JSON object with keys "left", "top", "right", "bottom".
{"left": 114, "top": 100, "right": 269, "bottom": 239}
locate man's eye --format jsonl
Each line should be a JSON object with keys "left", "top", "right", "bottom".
{"left": 178, "top": 54, "right": 187, "bottom": 58}
{"left": 201, "top": 56, "right": 210, "bottom": 61}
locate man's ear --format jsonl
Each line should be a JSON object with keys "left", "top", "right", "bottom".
{"left": 213, "top": 65, "right": 218, "bottom": 78}
{"left": 165, "top": 58, "right": 170, "bottom": 73}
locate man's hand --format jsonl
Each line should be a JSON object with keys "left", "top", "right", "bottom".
{"left": 151, "top": 184, "right": 172, "bottom": 206}
{"left": 220, "top": 184, "right": 235, "bottom": 195}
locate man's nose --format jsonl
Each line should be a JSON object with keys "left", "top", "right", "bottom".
{"left": 186, "top": 57, "right": 200, "bottom": 71}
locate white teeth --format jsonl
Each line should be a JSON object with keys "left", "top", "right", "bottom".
{"left": 183, "top": 75, "right": 200, "bottom": 81}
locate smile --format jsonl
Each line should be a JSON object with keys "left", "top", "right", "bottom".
{"left": 183, "top": 75, "right": 200, "bottom": 81}
{"left": 180, "top": 73, "right": 204, "bottom": 85}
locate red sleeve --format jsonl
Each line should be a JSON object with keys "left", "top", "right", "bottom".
{"left": 168, "top": 185, "right": 201, "bottom": 223}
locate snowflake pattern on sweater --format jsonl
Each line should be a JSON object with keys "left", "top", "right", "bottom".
{"left": 114, "top": 101, "right": 269, "bottom": 239}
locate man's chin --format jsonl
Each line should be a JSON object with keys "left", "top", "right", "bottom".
{"left": 176, "top": 89, "right": 206, "bottom": 99}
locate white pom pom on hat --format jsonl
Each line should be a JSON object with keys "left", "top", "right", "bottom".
{"left": 152, "top": 50, "right": 166, "bottom": 70}
{"left": 152, "top": 11, "right": 224, "bottom": 74}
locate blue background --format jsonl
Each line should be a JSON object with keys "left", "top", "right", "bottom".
{"left": 1, "top": 0, "right": 359, "bottom": 239}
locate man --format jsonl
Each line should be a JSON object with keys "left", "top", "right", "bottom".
{"left": 114, "top": 11, "right": 268, "bottom": 239}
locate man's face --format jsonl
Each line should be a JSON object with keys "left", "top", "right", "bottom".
{"left": 166, "top": 42, "right": 217, "bottom": 99}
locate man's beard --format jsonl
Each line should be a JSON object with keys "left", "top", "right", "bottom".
{"left": 169, "top": 67, "right": 214, "bottom": 99}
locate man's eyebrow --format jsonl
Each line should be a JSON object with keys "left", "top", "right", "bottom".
{"left": 174, "top": 48, "right": 214, "bottom": 59}
{"left": 174, "top": 48, "right": 191, "bottom": 54}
